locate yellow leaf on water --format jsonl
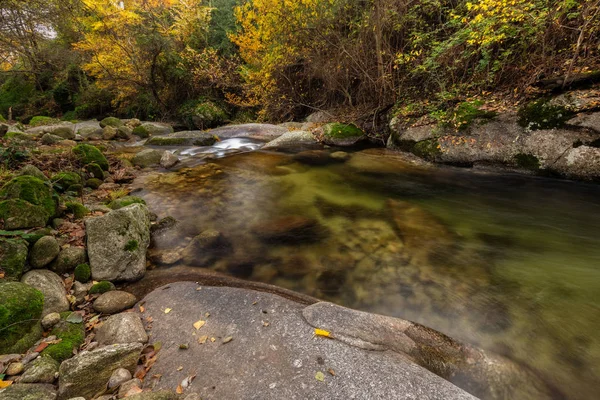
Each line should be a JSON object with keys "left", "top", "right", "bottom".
{"left": 193, "top": 320, "right": 206, "bottom": 330}
{"left": 314, "top": 328, "right": 331, "bottom": 338}
{"left": 164, "top": 308, "right": 172, "bottom": 314}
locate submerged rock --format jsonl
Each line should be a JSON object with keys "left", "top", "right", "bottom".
{"left": 160, "top": 151, "right": 179, "bottom": 168}
{"left": 183, "top": 229, "right": 231, "bottom": 267}
{"left": 252, "top": 215, "right": 326, "bottom": 243}
{"left": 86, "top": 204, "right": 151, "bottom": 282}
{"left": 57, "top": 342, "right": 142, "bottom": 400}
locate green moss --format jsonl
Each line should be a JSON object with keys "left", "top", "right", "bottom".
{"left": 85, "top": 163, "right": 104, "bottom": 180}
{"left": 0, "top": 175, "right": 57, "bottom": 218}
{"left": 0, "top": 282, "right": 44, "bottom": 354}
{"left": 322, "top": 123, "right": 364, "bottom": 139}
{"left": 517, "top": 99, "right": 575, "bottom": 130}
{"left": 180, "top": 100, "right": 228, "bottom": 129}
{"left": 0, "top": 238, "right": 28, "bottom": 281}
{"left": 72, "top": 144, "right": 109, "bottom": 171}
{"left": 0, "top": 199, "right": 52, "bottom": 230}
{"left": 42, "top": 312, "right": 85, "bottom": 362}
{"left": 100, "top": 117, "right": 123, "bottom": 128}
{"left": 132, "top": 125, "right": 150, "bottom": 138}
{"left": 413, "top": 139, "right": 442, "bottom": 160}
{"left": 65, "top": 202, "right": 89, "bottom": 219}
{"left": 52, "top": 171, "right": 82, "bottom": 192}
{"left": 89, "top": 281, "right": 115, "bottom": 294}
{"left": 85, "top": 178, "right": 103, "bottom": 189}
{"left": 431, "top": 100, "right": 496, "bottom": 131}
{"left": 514, "top": 153, "right": 540, "bottom": 170}
{"left": 124, "top": 239, "right": 139, "bottom": 252}
{"left": 66, "top": 184, "right": 83, "bottom": 196}
{"left": 108, "top": 195, "right": 146, "bottom": 210}
{"left": 5, "top": 131, "right": 32, "bottom": 141}
{"left": 74, "top": 263, "right": 91, "bottom": 283}
{"left": 146, "top": 137, "right": 189, "bottom": 146}
{"left": 29, "top": 116, "right": 59, "bottom": 127}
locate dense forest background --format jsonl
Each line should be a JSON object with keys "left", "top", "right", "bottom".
{"left": 0, "top": 0, "right": 598, "bottom": 125}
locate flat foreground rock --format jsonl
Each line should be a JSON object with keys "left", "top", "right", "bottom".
{"left": 138, "top": 282, "right": 476, "bottom": 400}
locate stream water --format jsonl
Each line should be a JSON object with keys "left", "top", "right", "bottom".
{"left": 129, "top": 139, "right": 600, "bottom": 399}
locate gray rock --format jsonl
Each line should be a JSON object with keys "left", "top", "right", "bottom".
{"left": 102, "top": 126, "right": 118, "bottom": 140}
{"left": 50, "top": 247, "right": 87, "bottom": 274}
{"left": 107, "top": 367, "right": 132, "bottom": 389}
{"left": 50, "top": 124, "right": 76, "bottom": 140}
{"left": 72, "top": 281, "right": 93, "bottom": 304}
{"left": 262, "top": 130, "right": 316, "bottom": 149}
{"left": 19, "top": 356, "right": 59, "bottom": 383}
{"left": 0, "top": 238, "right": 28, "bottom": 281}
{"left": 132, "top": 149, "right": 163, "bottom": 168}
{"left": 18, "top": 165, "right": 48, "bottom": 181}
{"left": 138, "top": 122, "right": 173, "bottom": 136}
{"left": 41, "top": 312, "right": 62, "bottom": 330}
{"left": 96, "top": 313, "right": 148, "bottom": 345}
{"left": 77, "top": 126, "right": 103, "bottom": 140}
{"left": 135, "top": 282, "right": 477, "bottom": 400}
{"left": 93, "top": 291, "right": 137, "bottom": 314}
{"left": 29, "top": 236, "right": 60, "bottom": 268}
{"left": 125, "top": 391, "right": 179, "bottom": 400}
{"left": 86, "top": 204, "right": 151, "bottom": 282}
{"left": 0, "top": 383, "right": 57, "bottom": 400}
{"left": 41, "top": 133, "right": 64, "bottom": 145}
{"left": 146, "top": 131, "right": 217, "bottom": 146}
{"left": 160, "top": 151, "right": 179, "bottom": 169}
{"left": 118, "top": 378, "right": 142, "bottom": 398}
{"left": 208, "top": 123, "right": 287, "bottom": 141}
{"left": 305, "top": 110, "right": 332, "bottom": 123}
{"left": 21, "top": 352, "right": 39, "bottom": 365}
{"left": 6, "top": 361, "right": 24, "bottom": 375}
{"left": 21, "top": 269, "right": 69, "bottom": 316}
{"left": 117, "top": 126, "right": 132, "bottom": 139}
{"left": 57, "top": 342, "right": 142, "bottom": 400}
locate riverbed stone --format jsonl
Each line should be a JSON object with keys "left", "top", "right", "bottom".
{"left": 50, "top": 246, "right": 87, "bottom": 274}
{"left": 19, "top": 356, "right": 59, "bottom": 383}
{"left": 29, "top": 235, "right": 60, "bottom": 268}
{"left": 132, "top": 149, "right": 163, "bottom": 168}
{"left": 209, "top": 123, "right": 287, "bottom": 141}
{"left": 135, "top": 282, "right": 476, "bottom": 400}
{"left": 41, "top": 312, "right": 62, "bottom": 330}
{"left": 95, "top": 313, "right": 148, "bottom": 344}
{"left": 252, "top": 215, "right": 326, "bottom": 243}
{"left": 0, "top": 237, "right": 28, "bottom": 281}
{"left": 18, "top": 164, "right": 48, "bottom": 181}
{"left": 262, "top": 130, "right": 317, "bottom": 149}
{"left": 41, "top": 133, "right": 64, "bottom": 145}
{"left": 0, "top": 383, "right": 57, "bottom": 400}
{"left": 86, "top": 204, "right": 151, "bottom": 281}
{"left": 146, "top": 131, "right": 217, "bottom": 146}
{"left": 93, "top": 291, "right": 137, "bottom": 314}
{"left": 102, "top": 125, "right": 117, "bottom": 140}
{"left": 57, "top": 342, "right": 143, "bottom": 400}
{"left": 6, "top": 361, "right": 24, "bottom": 375}
{"left": 107, "top": 367, "right": 133, "bottom": 389}
{"left": 160, "top": 151, "right": 179, "bottom": 168}
{"left": 72, "top": 144, "right": 109, "bottom": 170}
{"left": 319, "top": 122, "right": 366, "bottom": 146}
{"left": 118, "top": 378, "right": 142, "bottom": 398}
{"left": 0, "top": 176, "right": 57, "bottom": 229}
{"left": 183, "top": 229, "right": 230, "bottom": 267}
{"left": 0, "top": 282, "right": 44, "bottom": 354}
{"left": 21, "top": 269, "right": 70, "bottom": 316}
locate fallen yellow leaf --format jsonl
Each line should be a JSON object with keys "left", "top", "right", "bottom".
{"left": 210, "top": 337, "right": 216, "bottom": 342}
{"left": 193, "top": 320, "right": 206, "bottom": 330}
{"left": 314, "top": 328, "right": 331, "bottom": 338}
{"left": 164, "top": 308, "right": 172, "bottom": 314}
{"left": 0, "top": 381, "right": 13, "bottom": 389}
{"left": 198, "top": 335, "right": 208, "bottom": 344}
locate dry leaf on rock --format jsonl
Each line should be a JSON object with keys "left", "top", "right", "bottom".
{"left": 193, "top": 320, "right": 206, "bottom": 330}
{"left": 164, "top": 308, "right": 172, "bottom": 314}
{"left": 315, "top": 371, "right": 325, "bottom": 382}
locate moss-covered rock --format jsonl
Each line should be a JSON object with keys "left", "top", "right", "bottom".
{"left": 29, "top": 235, "right": 59, "bottom": 269}
{"left": 100, "top": 117, "right": 124, "bottom": 128}
{"left": 518, "top": 99, "right": 575, "bottom": 131}
{"left": 29, "top": 116, "right": 60, "bottom": 127}
{"left": 0, "top": 238, "right": 28, "bottom": 281}
{"left": 146, "top": 132, "right": 218, "bottom": 147}
{"left": 42, "top": 312, "right": 85, "bottom": 362}
{"left": 85, "top": 178, "right": 103, "bottom": 189}
{"left": 132, "top": 125, "right": 150, "bottom": 138}
{"left": 180, "top": 100, "right": 228, "bottom": 130}
{"left": 18, "top": 164, "right": 48, "bottom": 181}
{"left": 85, "top": 163, "right": 104, "bottom": 180}
{"left": 321, "top": 123, "right": 365, "bottom": 146}
{"left": 74, "top": 263, "right": 91, "bottom": 283}
{"left": 52, "top": 171, "right": 82, "bottom": 193}
{"left": 0, "top": 281, "right": 44, "bottom": 354}
{"left": 66, "top": 184, "right": 83, "bottom": 196}
{"left": 132, "top": 149, "right": 163, "bottom": 168}
{"left": 413, "top": 139, "right": 442, "bottom": 160}
{"left": 50, "top": 246, "right": 87, "bottom": 274}
{"left": 72, "top": 144, "right": 109, "bottom": 171}
{"left": 65, "top": 202, "right": 89, "bottom": 219}
{"left": 0, "top": 176, "right": 57, "bottom": 229}
{"left": 89, "top": 280, "right": 115, "bottom": 294}
{"left": 108, "top": 195, "right": 146, "bottom": 210}
{"left": 514, "top": 153, "right": 540, "bottom": 170}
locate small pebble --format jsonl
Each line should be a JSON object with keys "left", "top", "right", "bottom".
{"left": 118, "top": 378, "right": 142, "bottom": 398}
{"left": 21, "top": 352, "right": 39, "bottom": 364}
{"left": 6, "top": 362, "right": 24, "bottom": 375}
{"left": 222, "top": 336, "right": 233, "bottom": 344}
{"left": 108, "top": 367, "right": 133, "bottom": 389}
{"left": 41, "top": 312, "right": 61, "bottom": 330}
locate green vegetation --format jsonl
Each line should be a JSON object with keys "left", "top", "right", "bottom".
{"left": 0, "top": 282, "right": 44, "bottom": 354}
{"left": 52, "top": 171, "right": 82, "bottom": 192}
{"left": 517, "top": 99, "right": 575, "bottom": 130}
{"left": 42, "top": 312, "right": 85, "bottom": 362}
{"left": 0, "top": 175, "right": 57, "bottom": 217}
{"left": 72, "top": 144, "right": 109, "bottom": 171}
{"left": 108, "top": 195, "right": 146, "bottom": 210}
{"left": 29, "top": 116, "right": 59, "bottom": 127}
{"left": 132, "top": 125, "right": 150, "bottom": 138}
{"left": 100, "top": 117, "right": 123, "bottom": 128}
{"left": 430, "top": 101, "right": 497, "bottom": 131}
{"left": 65, "top": 202, "right": 89, "bottom": 219}
{"left": 89, "top": 281, "right": 115, "bottom": 294}
{"left": 74, "top": 263, "right": 91, "bottom": 283}
{"left": 124, "top": 240, "right": 139, "bottom": 252}
{"left": 0, "top": 238, "right": 28, "bottom": 281}
{"left": 322, "top": 123, "right": 364, "bottom": 139}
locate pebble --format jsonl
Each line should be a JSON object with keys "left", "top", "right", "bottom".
{"left": 93, "top": 290, "right": 137, "bottom": 314}
{"left": 118, "top": 378, "right": 142, "bottom": 398}
{"left": 21, "top": 352, "right": 39, "bottom": 364}
{"left": 41, "top": 312, "right": 61, "bottom": 330}
{"left": 108, "top": 367, "right": 133, "bottom": 389}
{"left": 6, "top": 362, "right": 24, "bottom": 375}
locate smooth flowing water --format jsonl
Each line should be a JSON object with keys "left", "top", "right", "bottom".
{"left": 132, "top": 141, "right": 600, "bottom": 399}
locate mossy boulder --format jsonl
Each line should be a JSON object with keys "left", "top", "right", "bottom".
{"left": 0, "top": 281, "right": 44, "bottom": 354}
{"left": 132, "top": 125, "right": 150, "bottom": 138}
{"left": 132, "top": 149, "right": 163, "bottom": 168}
{"left": 29, "top": 116, "right": 60, "bottom": 127}
{"left": 0, "top": 238, "right": 28, "bottom": 281}
{"left": 321, "top": 123, "right": 366, "bottom": 146}
{"left": 50, "top": 246, "right": 87, "bottom": 274}
{"left": 29, "top": 235, "right": 60, "bottom": 269}
{"left": 134, "top": 123, "right": 173, "bottom": 137}
{"left": 0, "top": 176, "right": 58, "bottom": 229}
{"left": 85, "top": 178, "right": 103, "bottom": 189}
{"left": 108, "top": 195, "right": 146, "bottom": 210}
{"left": 72, "top": 144, "right": 109, "bottom": 171}
{"left": 518, "top": 99, "right": 575, "bottom": 131}
{"left": 42, "top": 312, "right": 85, "bottom": 362}
{"left": 65, "top": 202, "right": 89, "bottom": 219}
{"left": 89, "top": 280, "right": 115, "bottom": 294}
{"left": 52, "top": 171, "right": 82, "bottom": 193}
{"left": 74, "top": 263, "right": 91, "bottom": 283}
{"left": 41, "top": 133, "right": 64, "bottom": 145}
{"left": 181, "top": 100, "right": 228, "bottom": 130}
{"left": 85, "top": 163, "right": 104, "bottom": 180}
{"left": 18, "top": 164, "right": 48, "bottom": 181}
{"left": 100, "top": 117, "right": 124, "bottom": 128}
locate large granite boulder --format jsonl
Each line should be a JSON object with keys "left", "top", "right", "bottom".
{"left": 86, "top": 204, "right": 151, "bottom": 281}
{"left": 57, "top": 343, "right": 143, "bottom": 400}
{"left": 0, "top": 282, "right": 44, "bottom": 354}
{"left": 21, "top": 269, "right": 69, "bottom": 316}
